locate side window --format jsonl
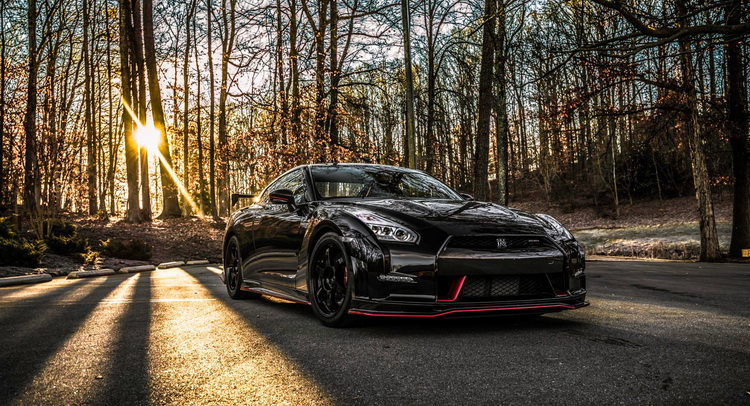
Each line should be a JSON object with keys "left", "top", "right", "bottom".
{"left": 256, "top": 179, "right": 280, "bottom": 206}
{"left": 264, "top": 170, "right": 305, "bottom": 206}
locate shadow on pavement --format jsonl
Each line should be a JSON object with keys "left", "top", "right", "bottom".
{"left": 90, "top": 272, "right": 152, "bottom": 405}
{"left": 0, "top": 277, "right": 128, "bottom": 404}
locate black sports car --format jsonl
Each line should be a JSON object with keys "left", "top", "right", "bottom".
{"left": 222, "top": 163, "right": 588, "bottom": 326}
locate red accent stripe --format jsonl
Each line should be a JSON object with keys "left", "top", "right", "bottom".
{"left": 437, "top": 276, "right": 466, "bottom": 302}
{"left": 241, "top": 287, "right": 311, "bottom": 306}
{"left": 349, "top": 304, "right": 576, "bottom": 318}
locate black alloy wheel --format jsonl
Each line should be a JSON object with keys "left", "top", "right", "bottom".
{"left": 308, "top": 233, "right": 355, "bottom": 327}
{"left": 225, "top": 236, "right": 258, "bottom": 300}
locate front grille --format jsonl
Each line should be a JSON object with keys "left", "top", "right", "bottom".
{"left": 459, "top": 275, "right": 551, "bottom": 298}
{"left": 447, "top": 235, "right": 557, "bottom": 251}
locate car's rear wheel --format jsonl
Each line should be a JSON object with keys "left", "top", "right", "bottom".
{"left": 308, "top": 233, "right": 356, "bottom": 327}
{"left": 225, "top": 236, "right": 259, "bottom": 300}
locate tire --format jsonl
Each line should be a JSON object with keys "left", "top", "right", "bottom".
{"left": 224, "top": 236, "right": 259, "bottom": 300}
{"left": 308, "top": 232, "right": 356, "bottom": 327}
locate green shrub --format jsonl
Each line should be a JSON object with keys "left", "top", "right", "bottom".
{"left": 0, "top": 237, "right": 45, "bottom": 267}
{"left": 45, "top": 234, "right": 89, "bottom": 255}
{"left": 70, "top": 250, "right": 100, "bottom": 265}
{"left": 101, "top": 238, "right": 152, "bottom": 260}
{"left": 0, "top": 217, "right": 17, "bottom": 238}
{"left": 43, "top": 219, "right": 77, "bottom": 238}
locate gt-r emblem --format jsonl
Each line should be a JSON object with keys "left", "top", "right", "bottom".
{"left": 496, "top": 238, "right": 507, "bottom": 249}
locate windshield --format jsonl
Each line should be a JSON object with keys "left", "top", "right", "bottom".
{"left": 310, "top": 166, "right": 461, "bottom": 200}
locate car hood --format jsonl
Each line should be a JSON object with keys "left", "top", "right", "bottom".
{"left": 338, "top": 199, "right": 550, "bottom": 236}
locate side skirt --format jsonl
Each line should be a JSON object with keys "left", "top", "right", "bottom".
{"left": 241, "top": 284, "right": 311, "bottom": 306}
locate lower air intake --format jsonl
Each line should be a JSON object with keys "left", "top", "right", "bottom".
{"left": 459, "top": 275, "right": 550, "bottom": 298}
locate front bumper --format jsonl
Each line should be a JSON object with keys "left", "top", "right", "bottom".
{"left": 348, "top": 292, "right": 588, "bottom": 318}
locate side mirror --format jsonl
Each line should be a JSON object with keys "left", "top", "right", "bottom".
{"left": 269, "top": 189, "right": 295, "bottom": 207}
{"left": 459, "top": 193, "right": 474, "bottom": 201}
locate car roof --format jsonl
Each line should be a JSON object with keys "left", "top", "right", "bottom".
{"left": 304, "top": 163, "right": 423, "bottom": 173}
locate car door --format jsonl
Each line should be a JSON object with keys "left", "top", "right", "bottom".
{"left": 250, "top": 169, "right": 309, "bottom": 289}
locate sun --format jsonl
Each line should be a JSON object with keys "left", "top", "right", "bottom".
{"left": 134, "top": 123, "right": 161, "bottom": 152}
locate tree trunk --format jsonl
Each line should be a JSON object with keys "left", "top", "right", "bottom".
{"left": 275, "top": 0, "right": 288, "bottom": 146}
{"left": 290, "top": 0, "right": 301, "bottom": 150}
{"left": 24, "top": 0, "right": 39, "bottom": 212}
{"left": 83, "top": 0, "right": 98, "bottom": 215}
{"left": 0, "top": 0, "right": 5, "bottom": 207}
{"left": 217, "top": 0, "right": 237, "bottom": 216}
{"left": 493, "top": 0, "right": 508, "bottom": 205}
{"left": 424, "top": 2, "right": 436, "bottom": 173}
{"left": 677, "top": 3, "right": 720, "bottom": 261}
{"left": 305, "top": 0, "right": 328, "bottom": 160}
{"left": 326, "top": 0, "right": 340, "bottom": 153}
{"left": 182, "top": 0, "right": 196, "bottom": 215}
{"left": 472, "top": 0, "right": 495, "bottom": 201}
{"left": 401, "top": 0, "right": 416, "bottom": 168}
{"left": 131, "top": 0, "right": 151, "bottom": 220}
{"left": 143, "top": 0, "right": 181, "bottom": 218}
{"left": 194, "top": 14, "right": 205, "bottom": 214}
{"left": 120, "top": 0, "right": 143, "bottom": 222}
{"left": 725, "top": 0, "right": 750, "bottom": 258}
{"left": 207, "top": 0, "right": 217, "bottom": 217}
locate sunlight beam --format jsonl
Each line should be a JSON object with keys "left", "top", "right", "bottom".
{"left": 121, "top": 97, "right": 204, "bottom": 218}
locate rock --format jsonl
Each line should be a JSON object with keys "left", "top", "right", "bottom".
{"left": 0, "top": 274, "right": 52, "bottom": 287}
{"left": 157, "top": 261, "right": 185, "bottom": 269}
{"left": 67, "top": 269, "right": 115, "bottom": 279}
{"left": 119, "top": 265, "right": 156, "bottom": 273}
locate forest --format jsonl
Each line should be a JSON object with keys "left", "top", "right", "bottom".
{"left": 0, "top": 0, "right": 748, "bottom": 261}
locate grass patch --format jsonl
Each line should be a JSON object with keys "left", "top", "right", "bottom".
{"left": 573, "top": 222, "right": 732, "bottom": 260}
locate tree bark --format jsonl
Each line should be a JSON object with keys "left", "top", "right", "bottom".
{"left": 472, "top": 0, "right": 496, "bottom": 201}
{"left": 275, "top": 0, "right": 289, "bottom": 146}
{"left": 401, "top": 0, "right": 416, "bottom": 168}
{"left": 207, "top": 0, "right": 217, "bottom": 217}
{"left": 24, "top": 0, "right": 39, "bottom": 212}
{"left": 217, "top": 0, "right": 237, "bottom": 216}
{"left": 677, "top": 2, "right": 720, "bottom": 261}
{"left": 143, "top": 0, "right": 182, "bottom": 218}
{"left": 0, "top": 0, "right": 5, "bottom": 207}
{"left": 120, "top": 0, "right": 143, "bottom": 222}
{"left": 83, "top": 0, "right": 98, "bottom": 215}
{"left": 301, "top": 0, "right": 328, "bottom": 160}
{"left": 326, "top": 0, "right": 339, "bottom": 152}
{"left": 194, "top": 13, "right": 205, "bottom": 214}
{"left": 493, "top": 0, "right": 508, "bottom": 205}
{"left": 290, "top": 0, "right": 301, "bottom": 149}
{"left": 424, "top": 1, "right": 436, "bottom": 173}
{"left": 131, "top": 0, "right": 151, "bottom": 220}
{"left": 725, "top": 0, "right": 750, "bottom": 257}
{"left": 182, "top": 0, "right": 196, "bottom": 215}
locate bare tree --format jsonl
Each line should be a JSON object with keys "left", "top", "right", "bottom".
{"left": 24, "top": 0, "right": 39, "bottom": 212}
{"left": 120, "top": 0, "right": 143, "bottom": 222}
{"left": 473, "top": 0, "right": 496, "bottom": 201}
{"left": 725, "top": 0, "right": 750, "bottom": 258}
{"left": 143, "top": 0, "right": 182, "bottom": 218}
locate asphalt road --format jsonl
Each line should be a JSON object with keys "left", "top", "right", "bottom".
{"left": 0, "top": 260, "right": 748, "bottom": 405}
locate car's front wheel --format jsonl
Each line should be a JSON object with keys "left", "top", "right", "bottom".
{"left": 224, "top": 236, "right": 259, "bottom": 300}
{"left": 308, "top": 233, "right": 356, "bottom": 327}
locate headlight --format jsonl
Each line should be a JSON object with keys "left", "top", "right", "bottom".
{"left": 535, "top": 213, "right": 574, "bottom": 241}
{"left": 348, "top": 208, "right": 419, "bottom": 244}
